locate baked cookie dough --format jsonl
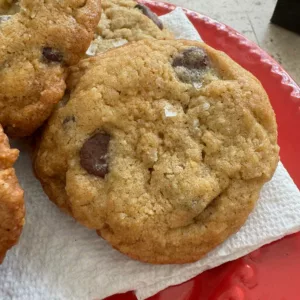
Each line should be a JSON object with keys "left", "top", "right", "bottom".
{"left": 34, "top": 40, "right": 279, "bottom": 264}
{"left": 0, "top": 0, "right": 19, "bottom": 14}
{"left": 0, "top": 0, "right": 101, "bottom": 136}
{"left": 0, "top": 124, "right": 25, "bottom": 263}
{"left": 86, "top": 0, "right": 172, "bottom": 56}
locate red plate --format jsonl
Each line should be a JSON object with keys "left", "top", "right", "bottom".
{"left": 106, "top": 1, "right": 300, "bottom": 299}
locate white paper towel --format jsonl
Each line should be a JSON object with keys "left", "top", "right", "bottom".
{"left": 1, "top": 8, "right": 300, "bottom": 300}
{"left": 159, "top": 7, "right": 203, "bottom": 41}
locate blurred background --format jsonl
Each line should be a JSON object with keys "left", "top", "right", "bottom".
{"left": 168, "top": 0, "right": 300, "bottom": 85}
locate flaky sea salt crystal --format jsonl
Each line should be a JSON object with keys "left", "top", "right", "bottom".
{"left": 112, "top": 39, "right": 128, "bottom": 48}
{"left": 193, "top": 82, "right": 202, "bottom": 89}
{"left": 193, "top": 119, "right": 200, "bottom": 128}
{"left": 191, "top": 200, "right": 198, "bottom": 209}
{"left": 119, "top": 213, "right": 127, "bottom": 220}
{"left": 30, "top": 11, "right": 37, "bottom": 18}
{"left": 164, "top": 103, "right": 177, "bottom": 117}
{"left": 202, "top": 102, "right": 210, "bottom": 110}
{"left": 0, "top": 15, "right": 11, "bottom": 23}
{"left": 86, "top": 42, "right": 98, "bottom": 56}
{"left": 69, "top": 159, "right": 76, "bottom": 167}
{"left": 148, "top": 149, "right": 158, "bottom": 162}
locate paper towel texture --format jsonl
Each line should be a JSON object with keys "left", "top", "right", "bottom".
{"left": 1, "top": 8, "right": 300, "bottom": 300}
{"left": 159, "top": 7, "right": 203, "bottom": 41}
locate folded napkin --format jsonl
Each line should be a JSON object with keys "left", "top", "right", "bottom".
{"left": 1, "top": 8, "right": 300, "bottom": 300}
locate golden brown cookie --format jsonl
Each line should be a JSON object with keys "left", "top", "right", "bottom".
{"left": 34, "top": 40, "right": 279, "bottom": 264}
{"left": 0, "top": 0, "right": 101, "bottom": 136}
{"left": 0, "top": 124, "right": 24, "bottom": 263}
{"left": 86, "top": 0, "right": 172, "bottom": 56}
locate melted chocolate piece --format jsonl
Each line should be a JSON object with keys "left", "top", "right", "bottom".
{"left": 42, "top": 47, "right": 63, "bottom": 63}
{"left": 80, "top": 132, "right": 111, "bottom": 178}
{"left": 172, "top": 47, "right": 209, "bottom": 70}
{"left": 172, "top": 47, "right": 210, "bottom": 84}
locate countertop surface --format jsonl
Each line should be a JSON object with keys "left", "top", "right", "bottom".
{"left": 167, "top": 0, "right": 300, "bottom": 85}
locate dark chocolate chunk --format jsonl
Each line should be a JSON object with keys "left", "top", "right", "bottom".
{"left": 80, "top": 132, "right": 111, "bottom": 178}
{"left": 135, "top": 4, "right": 163, "bottom": 30}
{"left": 172, "top": 47, "right": 209, "bottom": 70}
{"left": 42, "top": 47, "right": 63, "bottom": 63}
{"left": 172, "top": 47, "right": 211, "bottom": 85}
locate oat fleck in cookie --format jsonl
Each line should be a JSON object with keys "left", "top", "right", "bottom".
{"left": 34, "top": 40, "right": 279, "bottom": 264}
{"left": 0, "top": 124, "right": 24, "bottom": 263}
{"left": 0, "top": 0, "right": 101, "bottom": 136}
{"left": 86, "top": 0, "right": 172, "bottom": 55}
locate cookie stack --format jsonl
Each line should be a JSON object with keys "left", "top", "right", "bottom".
{"left": 0, "top": 0, "right": 279, "bottom": 265}
{"left": 0, "top": 0, "right": 101, "bottom": 263}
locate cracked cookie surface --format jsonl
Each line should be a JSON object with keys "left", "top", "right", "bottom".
{"left": 0, "top": 0, "right": 101, "bottom": 136}
{"left": 86, "top": 0, "right": 172, "bottom": 56}
{"left": 34, "top": 40, "right": 279, "bottom": 264}
{"left": 0, "top": 124, "right": 24, "bottom": 263}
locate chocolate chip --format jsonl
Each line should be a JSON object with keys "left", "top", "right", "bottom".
{"left": 42, "top": 47, "right": 63, "bottom": 63}
{"left": 80, "top": 133, "right": 111, "bottom": 178}
{"left": 172, "top": 47, "right": 209, "bottom": 70}
{"left": 63, "top": 116, "right": 75, "bottom": 125}
{"left": 172, "top": 47, "right": 211, "bottom": 85}
{"left": 135, "top": 4, "right": 163, "bottom": 30}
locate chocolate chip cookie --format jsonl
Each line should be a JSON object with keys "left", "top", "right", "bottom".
{"left": 34, "top": 40, "right": 279, "bottom": 264}
{"left": 0, "top": 124, "right": 24, "bottom": 263}
{"left": 0, "top": 0, "right": 101, "bottom": 136}
{"left": 86, "top": 0, "right": 172, "bottom": 56}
